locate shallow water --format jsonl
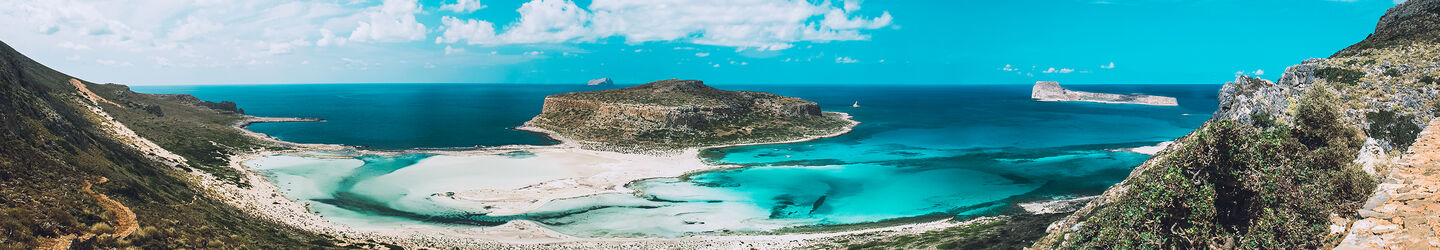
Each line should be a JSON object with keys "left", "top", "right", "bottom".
{"left": 141, "top": 84, "right": 1220, "bottom": 237}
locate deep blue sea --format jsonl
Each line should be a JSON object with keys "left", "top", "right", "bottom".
{"left": 134, "top": 83, "right": 1221, "bottom": 236}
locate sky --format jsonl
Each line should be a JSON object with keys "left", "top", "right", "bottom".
{"left": 0, "top": 0, "right": 1407, "bottom": 85}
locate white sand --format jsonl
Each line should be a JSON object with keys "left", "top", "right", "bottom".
{"left": 178, "top": 112, "right": 1000, "bottom": 248}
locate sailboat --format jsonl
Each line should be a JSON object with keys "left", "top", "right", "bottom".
{"left": 852, "top": 101, "right": 860, "bottom": 108}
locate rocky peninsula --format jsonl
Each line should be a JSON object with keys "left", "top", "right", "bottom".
{"left": 524, "top": 79, "right": 853, "bottom": 154}
{"left": 1031, "top": 81, "right": 1178, "bottom": 106}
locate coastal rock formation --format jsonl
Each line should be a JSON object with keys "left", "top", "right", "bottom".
{"left": 1335, "top": 0, "right": 1440, "bottom": 56}
{"left": 1031, "top": 81, "right": 1178, "bottom": 106}
{"left": 1032, "top": 1, "right": 1440, "bottom": 248}
{"left": 525, "top": 79, "right": 852, "bottom": 153}
{"left": 586, "top": 78, "right": 614, "bottom": 86}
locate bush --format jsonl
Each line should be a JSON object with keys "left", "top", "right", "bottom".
{"left": 1366, "top": 110, "right": 1423, "bottom": 151}
{"left": 1059, "top": 86, "right": 1372, "bottom": 249}
{"left": 1384, "top": 68, "right": 1402, "bottom": 77}
{"left": 1314, "top": 67, "right": 1366, "bottom": 86}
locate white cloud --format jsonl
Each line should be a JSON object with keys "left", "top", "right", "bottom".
{"left": 317, "top": 29, "right": 348, "bottom": 47}
{"left": 435, "top": 0, "right": 894, "bottom": 50}
{"left": 525, "top": 50, "right": 544, "bottom": 56}
{"left": 1253, "top": 69, "right": 1265, "bottom": 75}
{"left": 835, "top": 56, "right": 859, "bottom": 63}
{"left": 347, "top": 0, "right": 428, "bottom": 43}
{"left": 445, "top": 46, "right": 466, "bottom": 55}
{"left": 696, "top": 52, "right": 711, "bottom": 57}
{"left": 1100, "top": 62, "right": 1115, "bottom": 69}
{"left": 1043, "top": 67, "right": 1075, "bottom": 74}
{"left": 167, "top": 15, "right": 223, "bottom": 41}
{"left": 440, "top": 0, "right": 488, "bottom": 13}
{"left": 1002, "top": 64, "right": 1018, "bottom": 71}
{"left": 436, "top": 16, "right": 498, "bottom": 44}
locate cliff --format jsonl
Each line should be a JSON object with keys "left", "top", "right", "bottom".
{"left": 1032, "top": 1, "right": 1440, "bottom": 248}
{"left": 0, "top": 40, "right": 334, "bottom": 248}
{"left": 525, "top": 79, "right": 851, "bottom": 153}
{"left": 1031, "top": 81, "right": 1179, "bottom": 106}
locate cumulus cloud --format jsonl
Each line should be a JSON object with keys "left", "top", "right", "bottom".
{"left": 436, "top": 0, "right": 894, "bottom": 50}
{"left": 1002, "top": 64, "right": 1019, "bottom": 71}
{"left": 347, "top": 0, "right": 428, "bottom": 43}
{"left": 696, "top": 52, "right": 710, "bottom": 57}
{"left": 835, "top": 56, "right": 859, "bottom": 63}
{"left": 436, "top": 16, "right": 498, "bottom": 44}
{"left": 440, "top": 0, "right": 488, "bottom": 13}
{"left": 1101, "top": 62, "right": 1115, "bottom": 69}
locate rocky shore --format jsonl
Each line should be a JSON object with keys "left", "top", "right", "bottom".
{"left": 1031, "top": 81, "right": 1179, "bottom": 106}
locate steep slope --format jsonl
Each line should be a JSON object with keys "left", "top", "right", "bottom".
{"left": 1034, "top": 1, "right": 1440, "bottom": 248}
{"left": 0, "top": 41, "right": 336, "bottom": 248}
{"left": 525, "top": 79, "right": 853, "bottom": 153}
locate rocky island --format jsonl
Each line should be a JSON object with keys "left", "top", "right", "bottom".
{"left": 1031, "top": 81, "right": 1179, "bottom": 106}
{"left": 524, "top": 79, "right": 854, "bottom": 154}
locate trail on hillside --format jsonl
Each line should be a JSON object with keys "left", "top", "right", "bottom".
{"left": 1338, "top": 119, "right": 1440, "bottom": 249}
{"left": 32, "top": 177, "right": 137, "bottom": 249}
{"left": 85, "top": 177, "right": 137, "bottom": 239}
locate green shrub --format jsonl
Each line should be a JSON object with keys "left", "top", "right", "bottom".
{"left": 1366, "top": 110, "right": 1423, "bottom": 151}
{"left": 1059, "top": 87, "right": 1372, "bottom": 249}
{"left": 1314, "top": 67, "right": 1366, "bottom": 86}
{"left": 1384, "top": 68, "right": 1402, "bottom": 77}
{"left": 1251, "top": 112, "right": 1276, "bottom": 128}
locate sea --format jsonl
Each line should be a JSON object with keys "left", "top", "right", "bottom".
{"left": 133, "top": 83, "right": 1221, "bottom": 237}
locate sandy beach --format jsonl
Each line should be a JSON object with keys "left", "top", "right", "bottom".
{"left": 172, "top": 112, "right": 1007, "bottom": 248}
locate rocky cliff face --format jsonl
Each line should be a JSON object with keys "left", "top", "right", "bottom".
{"left": 526, "top": 79, "right": 845, "bottom": 153}
{"left": 1336, "top": 0, "right": 1440, "bottom": 56}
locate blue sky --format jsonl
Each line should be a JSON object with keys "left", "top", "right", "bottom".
{"left": 0, "top": 0, "right": 1404, "bottom": 85}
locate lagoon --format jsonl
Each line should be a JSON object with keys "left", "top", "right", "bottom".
{"left": 137, "top": 83, "right": 1220, "bottom": 237}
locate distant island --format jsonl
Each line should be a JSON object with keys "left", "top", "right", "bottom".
{"left": 586, "top": 78, "right": 614, "bottom": 86}
{"left": 523, "top": 79, "right": 854, "bottom": 154}
{"left": 1031, "top": 81, "right": 1178, "bottom": 106}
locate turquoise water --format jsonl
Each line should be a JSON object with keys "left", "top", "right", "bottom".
{"left": 136, "top": 83, "right": 1220, "bottom": 236}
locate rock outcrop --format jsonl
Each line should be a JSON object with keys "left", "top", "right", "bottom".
{"left": 525, "top": 79, "right": 851, "bottom": 153}
{"left": 1031, "top": 81, "right": 1178, "bottom": 106}
{"left": 1032, "top": 1, "right": 1440, "bottom": 248}
{"left": 1336, "top": 0, "right": 1440, "bottom": 56}
{"left": 586, "top": 78, "right": 614, "bottom": 86}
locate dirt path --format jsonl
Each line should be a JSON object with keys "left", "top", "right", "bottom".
{"left": 31, "top": 177, "right": 136, "bottom": 250}
{"left": 84, "top": 177, "right": 137, "bottom": 239}
{"left": 1337, "top": 119, "right": 1440, "bottom": 249}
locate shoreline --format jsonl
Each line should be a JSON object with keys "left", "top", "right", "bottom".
{"left": 196, "top": 112, "right": 1006, "bottom": 248}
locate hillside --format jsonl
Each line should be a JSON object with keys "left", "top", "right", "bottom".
{"left": 1032, "top": 1, "right": 1440, "bottom": 248}
{"left": 524, "top": 79, "right": 854, "bottom": 153}
{"left": 0, "top": 41, "right": 342, "bottom": 248}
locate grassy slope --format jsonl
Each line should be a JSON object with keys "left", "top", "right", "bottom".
{"left": 0, "top": 41, "right": 338, "bottom": 248}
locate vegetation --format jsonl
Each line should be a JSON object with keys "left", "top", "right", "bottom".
{"left": 1315, "top": 67, "right": 1366, "bottom": 86}
{"left": 835, "top": 214, "right": 1065, "bottom": 250}
{"left": 0, "top": 41, "right": 337, "bottom": 248}
{"left": 88, "top": 84, "right": 272, "bottom": 187}
{"left": 1366, "top": 110, "right": 1423, "bottom": 151}
{"left": 1050, "top": 86, "right": 1375, "bottom": 248}
{"left": 531, "top": 79, "right": 852, "bottom": 153}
